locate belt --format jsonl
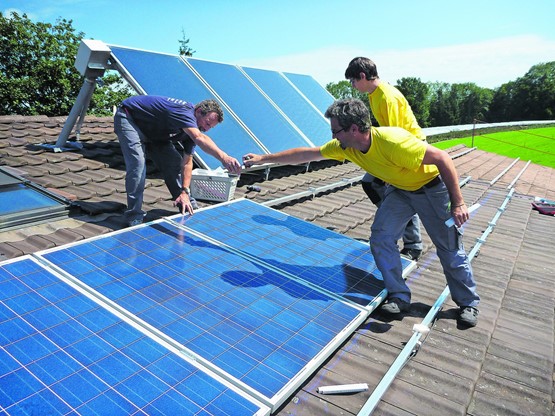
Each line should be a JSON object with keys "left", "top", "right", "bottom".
{"left": 373, "top": 178, "right": 385, "bottom": 186}
{"left": 414, "top": 176, "right": 442, "bottom": 193}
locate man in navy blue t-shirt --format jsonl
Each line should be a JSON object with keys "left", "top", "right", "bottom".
{"left": 114, "top": 95, "right": 241, "bottom": 226}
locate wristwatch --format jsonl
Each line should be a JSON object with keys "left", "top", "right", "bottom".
{"left": 181, "top": 186, "right": 191, "bottom": 195}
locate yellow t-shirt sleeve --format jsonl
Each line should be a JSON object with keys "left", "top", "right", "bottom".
{"left": 320, "top": 140, "right": 346, "bottom": 162}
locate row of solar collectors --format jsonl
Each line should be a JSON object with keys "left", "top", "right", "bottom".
{"left": 109, "top": 45, "right": 335, "bottom": 170}
{"left": 0, "top": 200, "right": 396, "bottom": 414}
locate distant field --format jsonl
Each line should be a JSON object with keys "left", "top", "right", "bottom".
{"left": 433, "top": 127, "right": 555, "bottom": 169}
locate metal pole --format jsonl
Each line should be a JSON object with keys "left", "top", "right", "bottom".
{"left": 54, "top": 77, "right": 96, "bottom": 151}
{"left": 471, "top": 118, "right": 476, "bottom": 148}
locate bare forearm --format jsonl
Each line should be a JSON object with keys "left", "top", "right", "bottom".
{"left": 194, "top": 133, "right": 226, "bottom": 162}
{"left": 435, "top": 157, "right": 464, "bottom": 206}
{"left": 244, "top": 147, "right": 324, "bottom": 167}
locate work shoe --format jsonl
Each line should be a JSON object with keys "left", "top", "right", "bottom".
{"left": 458, "top": 306, "right": 479, "bottom": 327}
{"left": 380, "top": 297, "right": 410, "bottom": 314}
{"left": 401, "top": 248, "right": 422, "bottom": 261}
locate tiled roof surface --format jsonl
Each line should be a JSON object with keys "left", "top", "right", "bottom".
{"left": 1, "top": 114, "right": 554, "bottom": 415}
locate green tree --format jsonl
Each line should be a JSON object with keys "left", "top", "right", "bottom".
{"left": 512, "top": 62, "right": 555, "bottom": 120}
{"left": 178, "top": 29, "right": 196, "bottom": 57}
{"left": 0, "top": 11, "right": 132, "bottom": 116}
{"left": 428, "top": 82, "right": 453, "bottom": 126}
{"left": 488, "top": 81, "right": 516, "bottom": 122}
{"left": 325, "top": 80, "right": 366, "bottom": 101}
{"left": 395, "top": 77, "right": 430, "bottom": 127}
{"left": 458, "top": 83, "right": 493, "bottom": 124}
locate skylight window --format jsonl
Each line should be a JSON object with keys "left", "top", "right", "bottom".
{"left": 0, "top": 168, "right": 70, "bottom": 230}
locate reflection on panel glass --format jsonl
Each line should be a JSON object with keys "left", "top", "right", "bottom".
{"left": 41, "top": 220, "right": 363, "bottom": 408}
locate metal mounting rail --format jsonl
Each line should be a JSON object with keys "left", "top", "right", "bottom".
{"left": 357, "top": 186, "right": 515, "bottom": 416}
{"left": 507, "top": 160, "right": 531, "bottom": 189}
{"left": 490, "top": 157, "right": 520, "bottom": 185}
{"left": 261, "top": 175, "right": 364, "bottom": 207}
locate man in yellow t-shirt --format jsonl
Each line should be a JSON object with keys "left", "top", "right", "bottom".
{"left": 345, "top": 57, "right": 425, "bottom": 261}
{"left": 243, "top": 99, "right": 479, "bottom": 328}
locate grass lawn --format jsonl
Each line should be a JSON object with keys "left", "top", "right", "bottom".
{"left": 433, "top": 127, "right": 555, "bottom": 169}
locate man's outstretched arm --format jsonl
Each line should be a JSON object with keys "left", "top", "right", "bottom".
{"left": 243, "top": 147, "right": 324, "bottom": 167}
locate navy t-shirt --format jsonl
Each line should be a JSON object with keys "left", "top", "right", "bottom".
{"left": 122, "top": 95, "right": 197, "bottom": 154}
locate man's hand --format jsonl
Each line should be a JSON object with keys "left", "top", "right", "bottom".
{"left": 243, "top": 153, "right": 263, "bottom": 168}
{"left": 450, "top": 203, "right": 469, "bottom": 227}
{"left": 174, "top": 193, "right": 194, "bottom": 216}
{"left": 221, "top": 155, "right": 242, "bottom": 175}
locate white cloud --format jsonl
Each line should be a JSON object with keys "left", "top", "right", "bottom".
{"left": 235, "top": 35, "right": 555, "bottom": 89}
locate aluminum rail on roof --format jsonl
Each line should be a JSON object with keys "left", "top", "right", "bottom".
{"left": 261, "top": 175, "right": 365, "bottom": 207}
{"left": 490, "top": 157, "right": 520, "bottom": 185}
{"left": 358, "top": 187, "right": 516, "bottom": 416}
{"left": 507, "top": 160, "right": 531, "bottom": 189}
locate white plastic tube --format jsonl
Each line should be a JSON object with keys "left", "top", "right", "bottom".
{"left": 318, "top": 383, "right": 369, "bottom": 394}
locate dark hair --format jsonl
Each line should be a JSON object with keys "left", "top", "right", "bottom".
{"left": 325, "top": 99, "right": 371, "bottom": 133}
{"left": 344, "top": 57, "right": 379, "bottom": 81}
{"left": 195, "top": 99, "right": 224, "bottom": 122}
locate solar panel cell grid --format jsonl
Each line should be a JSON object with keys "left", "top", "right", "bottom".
{"left": 174, "top": 199, "right": 390, "bottom": 307}
{"left": 39, "top": 219, "right": 364, "bottom": 406}
{"left": 0, "top": 258, "right": 266, "bottom": 415}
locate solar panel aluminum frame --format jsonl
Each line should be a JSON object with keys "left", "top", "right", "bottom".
{"left": 0, "top": 254, "right": 271, "bottom": 416}
{"left": 32, "top": 211, "right": 370, "bottom": 412}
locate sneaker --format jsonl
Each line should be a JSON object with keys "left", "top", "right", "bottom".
{"left": 401, "top": 248, "right": 422, "bottom": 261}
{"left": 458, "top": 306, "right": 479, "bottom": 327}
{"left": 128, "top": 218, "right": 143, "bottom": 227}
{"left": 380, "top": 297, "right": 410, "bottom": 314}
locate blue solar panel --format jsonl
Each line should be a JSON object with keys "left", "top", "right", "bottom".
{"left": 109, "top": 46, "right": 267, "bottom": 169}
{"left": 172, "top": 199, "right": 408, "bottom": 308}
{"left": 283, "top": 72, "right": 334, "bottom": 115}
{"left": 185, "top": 58, "right": 314, "bottom": 152}
{"left": 39, "top": 220, "right": 365, "bottom": 410}
{"left": 0, "top": 257, "right": 267, "bottom": 415}
{"left": 241, "top": 66, "right": 331, "bottom": 146}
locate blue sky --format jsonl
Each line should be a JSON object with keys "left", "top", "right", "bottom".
{"left": 4, "top": 0, "right": 555, "bottom": 89}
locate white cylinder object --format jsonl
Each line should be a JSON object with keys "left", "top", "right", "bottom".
{"left": 317, "top": 383, "right": 369, "bottom": 394}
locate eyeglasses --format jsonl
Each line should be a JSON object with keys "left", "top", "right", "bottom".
{"left": 332, "top": 127, "right": 346, "bottom": 136}
{"left": 349, "top": 78, "right": 356, "bottom": 86}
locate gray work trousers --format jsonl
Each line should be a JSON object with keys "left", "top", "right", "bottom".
{"left": 114, "top": 108, "right": 188, "bottom": 223}
{"left": 370, "top": 179, "right": 479, "bottom": 308}
{"left": 362, "top": 173, "right": 422, "bottom": 251}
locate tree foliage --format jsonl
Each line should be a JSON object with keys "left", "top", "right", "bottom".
{"left": 326, "top": 62, "right": 555, "bottom": 127}
{"left": 178, "top": 29, "right": 196, "bottom": 57}
{"left": 325, "top": 80, "right": 365, "bottom": 101}
{"left": 0, "top": 11, "right": 132, "bottom": 116}
{"left": 396, "top": 77, "right": 430, "bottom": 127}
